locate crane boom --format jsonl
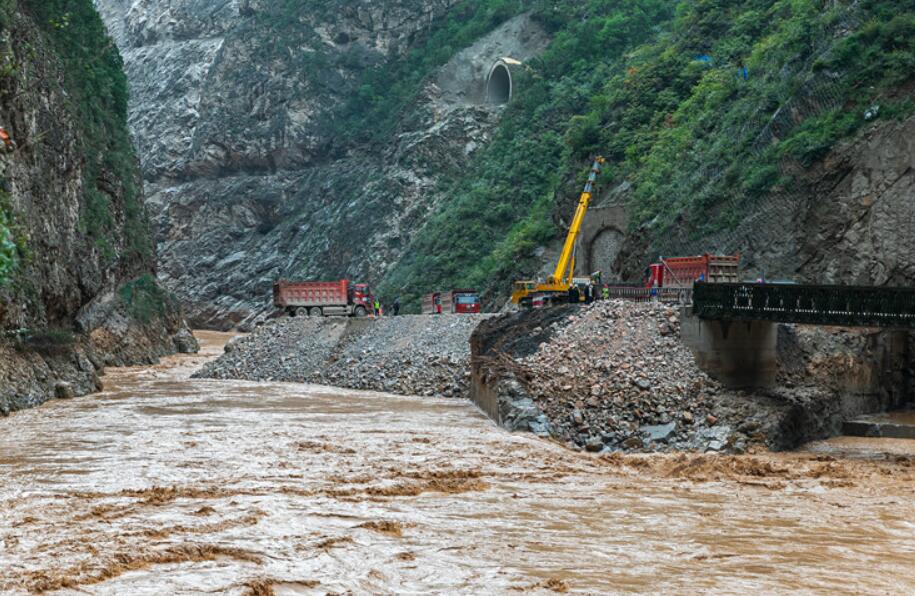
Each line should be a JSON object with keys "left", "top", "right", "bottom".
{"left": 549, "top": 157, "right": 604, "bottom": 285}
{"left": 511, "top": 156, "right": 605, "bottom": 306}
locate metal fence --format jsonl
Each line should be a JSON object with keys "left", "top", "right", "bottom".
{"left": 606, "top": 286, "right": 690, "bottom": 303}
{"left": 693, "top": 282, "right": 915, "bottom": 328}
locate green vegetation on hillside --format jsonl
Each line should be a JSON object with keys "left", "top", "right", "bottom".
{"left": 0, "top": 198, "right": 15, "bottom": 283}
{"left": 119, "top": 274, "right": 172, "bottom": 324}
{"left": 364, "top": 0, "right": 915, "bottom": 309}
{"left": 0, "top": 1, "right": 17, "bottom": 283}
{"left": 24, "top": 0, "right": 149, "bottom": 261}
{"left": 377, "top": 0, "right": 676, "bottom": 307}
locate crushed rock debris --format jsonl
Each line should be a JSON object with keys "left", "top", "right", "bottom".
{"left": 473, "top": 300, "right": 796, "bottom": 454}
{"left": 194, "top": 315, "right": 492, "bottom": 398}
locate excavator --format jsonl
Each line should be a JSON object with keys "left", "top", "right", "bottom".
{"left": 512, "top": 156, "right": 605, "bottom": 307}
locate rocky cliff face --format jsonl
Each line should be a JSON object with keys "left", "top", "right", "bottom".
{"left": 95, "top": 0, "right": 548, "bottom": 328}
{"left": 0, "top": 0, "right": 193, "bottom": 414}
{"left": 793, "top": 114, "right": 915, "bottom": 286}
{"left": 620, "top": 109, "right": 915, "bottom": 288}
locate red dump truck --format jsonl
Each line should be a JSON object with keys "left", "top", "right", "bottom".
{"left": 607, "top": 254, "right": 740, "bottom": 302}
{"left": 273, "top": 279, "right": 375, "bottom": 317}
{"left": 422, "top": 290, "right": 482, "bottom": 314}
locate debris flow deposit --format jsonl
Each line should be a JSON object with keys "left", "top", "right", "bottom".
{"left": 1, "top": 332, "right": 914, "bottom": 594}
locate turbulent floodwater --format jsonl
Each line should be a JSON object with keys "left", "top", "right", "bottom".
{"left": 1, "top": 332, "right": 914, "bottom": 595}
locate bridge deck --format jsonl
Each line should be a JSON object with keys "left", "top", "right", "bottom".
{"left": 693, "top": 282, "right": 915, "bottom": 329}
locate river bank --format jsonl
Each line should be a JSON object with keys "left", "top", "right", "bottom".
{"left": 1, "top": 332, "right": 913, "bottom": 594}
{"left": 473, "top": 301, "right": 913, "bottom": 453}
{"left": 198, "top": 303, "right": 912, "bottom": 454}
{"left": 0, "top": 300, "right": 198, "bottom": 416}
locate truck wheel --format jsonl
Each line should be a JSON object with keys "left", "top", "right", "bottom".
{"left": 354, "top": 306, "right": 367, "bottom": 318}
{"left": 309, "top": 307, "right": 323, "bottom": 317}
{"left": 294, "top": 307, "right": 308, "bottom": 317}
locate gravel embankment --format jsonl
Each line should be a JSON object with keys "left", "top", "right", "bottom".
{"left": 473, "top": 301, "right": 790, "bottom": 453}
{"left": 194, "top": 315, "right": 492, "bottom": 397}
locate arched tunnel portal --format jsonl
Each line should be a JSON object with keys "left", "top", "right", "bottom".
{"left": 575, "top": 204, "right": 629, "bottom": 278}
{"left": 486, "top": 61, "right": 513, "bottom": 105}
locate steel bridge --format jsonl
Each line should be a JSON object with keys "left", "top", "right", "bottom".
{"left": 693, "top": 282, "right": 915, "bottom": 329}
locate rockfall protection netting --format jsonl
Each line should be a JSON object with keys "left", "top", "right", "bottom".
{"left": 648, "top": 3, "right": 866, "bottom": 261}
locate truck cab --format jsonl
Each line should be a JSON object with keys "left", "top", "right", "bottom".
{"left": 425, "top": 290, "right": 481, "bottom": 314}
{"left": 450, "top": 291, "right": 481, "bottom": 314}
{"left": 351, "top": 284, "right": 374, "bottom": 312}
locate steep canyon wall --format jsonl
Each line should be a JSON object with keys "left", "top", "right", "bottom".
{"left": 0, "top": 0, "right": 191, "bottom": 413}
{"left": 96, "top": 0, "right": 548, "bottom": 328}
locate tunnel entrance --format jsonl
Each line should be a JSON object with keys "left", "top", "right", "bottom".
{"left": 486, "top": 62, "right": 512, "bottom": 105}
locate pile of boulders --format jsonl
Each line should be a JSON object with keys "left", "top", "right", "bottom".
{"left": 474, "top": 301, "right": 789, "bottom": 454}
{"left": 194, "top": 315, "right": 491, "bottom": 398}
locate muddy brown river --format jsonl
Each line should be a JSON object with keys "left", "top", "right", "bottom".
{"left": 1, "top": 332, "right": 914, "bottom": 594}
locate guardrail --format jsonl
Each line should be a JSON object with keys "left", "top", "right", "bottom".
{"left": 607, "top": 286, "right": 691, "bottom": 304}
{"left": 693, "top": 282, "right": 915, "bottom": 328}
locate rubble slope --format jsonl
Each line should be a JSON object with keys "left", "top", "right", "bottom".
{"left": 195, "top": 314, "right": 491, "bottom": 398}
{"left": 471, "top": 301, "right": 911, "bottom": 453}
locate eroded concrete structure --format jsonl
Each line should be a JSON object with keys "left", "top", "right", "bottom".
{"left": 680, "top": 308, "right": 779, "bottom": 388}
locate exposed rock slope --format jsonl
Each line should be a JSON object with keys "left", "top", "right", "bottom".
{"left": 95, "top": 1, "right": 548, "bottom": 328}
{"left": 616, "top": 109, "right": 915, "bottom": 289}
{"left": 0, "top": 0, "right": 194, "bottom": 414}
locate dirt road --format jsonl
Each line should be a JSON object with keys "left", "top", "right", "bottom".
{"left": 1, "top": 332, "right": 913, "bottom": 594}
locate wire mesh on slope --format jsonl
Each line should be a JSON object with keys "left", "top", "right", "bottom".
{"left": 647, "top": 3, "right": 865, "bottom": 262}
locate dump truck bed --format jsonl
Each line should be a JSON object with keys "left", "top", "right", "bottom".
{"left": 273, "top": 280, "right": 349, "bottom": 308}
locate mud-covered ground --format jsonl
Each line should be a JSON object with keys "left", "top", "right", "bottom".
{"left": 1, "top": 332, "right": 914, "bottom": 594}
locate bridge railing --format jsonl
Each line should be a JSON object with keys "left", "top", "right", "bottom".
{"left": 693, "top": 283, "right": 915, "bottom": 328}
{"left": 607, "top": 286, "right": 689, "bottom": 303}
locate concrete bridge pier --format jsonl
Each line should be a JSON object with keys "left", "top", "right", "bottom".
{"left": 680, "top": 307, "right": 778, "bottom": 389}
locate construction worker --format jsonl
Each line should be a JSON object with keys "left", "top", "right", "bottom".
{"left": 568, "top": 285, "right": 580, "bottom": 304}
{"left": 374, "top": 297, "right": 382, "bottom": 317}
{"left": 737, "top": 61, "right": 749, "bottom": 81}
{"left": 602, "top": 284, "right": 610, "bottom": 300}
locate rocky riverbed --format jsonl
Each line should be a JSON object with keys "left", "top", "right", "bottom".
{"left": 195, "top": 315, "right": 492, "bottom": 398}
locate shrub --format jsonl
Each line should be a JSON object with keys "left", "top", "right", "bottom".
{"left": 118, "top": 274, "right": 170, "bottom": 324}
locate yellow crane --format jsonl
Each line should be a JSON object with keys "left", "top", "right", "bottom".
{"left": 511, "top": 156, "right": 605, "bottom": 307}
